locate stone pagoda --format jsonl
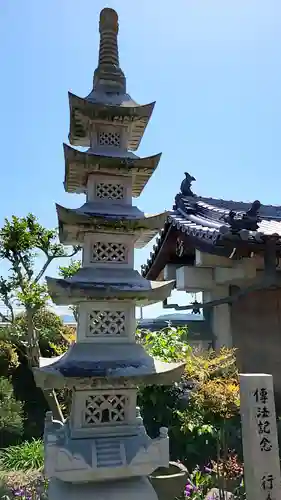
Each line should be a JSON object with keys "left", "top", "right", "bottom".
{"left": 34, "top": 8, "right": 184, "bottom": 500}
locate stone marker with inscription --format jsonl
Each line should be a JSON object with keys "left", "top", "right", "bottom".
{"left": 239, "top": 374, "right": 281, "bottom": 500}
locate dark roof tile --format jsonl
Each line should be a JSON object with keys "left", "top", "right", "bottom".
{"left": 141, "top": 192, "right": 281, "bottom": 278}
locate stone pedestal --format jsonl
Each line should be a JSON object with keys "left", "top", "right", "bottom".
{"left": 48, "top": 476, "right": 158, "bottom": 500}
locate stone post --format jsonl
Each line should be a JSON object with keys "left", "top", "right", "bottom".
{"left": 203, "top": 289, "right": 232, "bottom": 349}
{"left": 239, "top": 374, "right": 281, "bottom": 500}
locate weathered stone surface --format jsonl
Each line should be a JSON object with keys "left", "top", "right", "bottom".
{"left": 37, "top": 6, "right": 184, "bottom": 499}
{"left": 239, "top": 374, "right": 281, "bottom": 500}
{"left": 44, "top": 412, "right": 169, "bottom": 482}
{"left": 205, "top": 488, "right": 234, "bottom": 500}
{"left": 176, "top": 266, "right": 214, "bottom": 291}
{"left": 48, "top": 476, "right": 158, "bottom": 500}
{"left": 149, "top": 462, "right": 188, "bottom": 500}
{"left": 46, "top": 268, "right": 176, "bottom": 306}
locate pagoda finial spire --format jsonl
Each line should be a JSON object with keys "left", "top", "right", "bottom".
{"left": 98, "top": 8, "right": 119, "bottom": 67}
{"left": 93, "top": 8, "right": 126, "bottom": 93}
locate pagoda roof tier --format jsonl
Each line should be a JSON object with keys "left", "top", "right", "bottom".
{"left": 63, "top": 144, "right": 161, "bottom": 197}
{"left": 68, "top": 93, "right": 155, "bottom": 151}
{"left": 141, "top": 173, "right": 281, "bottom": 279}
{"left": 46, "top": 268, "right": 174, "bottom": 306}
{"left": 34, "top": 342, "right": 185, "bottom": 390}
{"left": 56, "top": 203, "right": 168, "bottom": 248}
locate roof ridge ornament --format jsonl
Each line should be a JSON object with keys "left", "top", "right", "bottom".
{"left": 173, "top": 172, "right": 196, "bottom": 211}
{"left": 221, "top": 199, "right": 262, "bottom": 233}
{"left": 180, "top": 172, "right": 196, "bottom": 197}
{"left": 93, "top": 8, "right": 126, "bottom": 94}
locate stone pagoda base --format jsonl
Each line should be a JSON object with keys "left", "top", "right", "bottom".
{"left": 49, "top": 476, "right": 158, "bottom": 500}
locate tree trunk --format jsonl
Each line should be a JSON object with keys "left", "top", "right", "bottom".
{"left": 43, "top": 389, "right": 64, "bottom": 422}
{"left": 26, "top": 307, "right": 41, "bottom": 367}
{"left": 26, "top": 307, "right": 64, "bottom": 423}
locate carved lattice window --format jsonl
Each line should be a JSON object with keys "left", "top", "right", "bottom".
{"left": 88, "top": 310, "right": 126, "bottom": 336}
{"left": 98, "top": 131, "right": 121, "bottom": 147}
{"left": 91, "top": 242, "right": 127, "bottom": 263}
{"left": 96, "top": 183, "right": 124, "bottom": 200}
{"left": 84, "top": 394, "right": 127, "bottom": 425}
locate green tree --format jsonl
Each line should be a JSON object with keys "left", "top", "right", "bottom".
{"left": 58, "top": 259, "right": 81, "bottom": 321}
{"left": 0, "top": 377, "right": 23, "bottom": 447}
{"left": 0, "top": 214, "right": 79, "bottom": 420}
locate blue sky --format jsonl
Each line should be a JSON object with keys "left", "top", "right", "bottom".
{"left": 0, "top": 0, "right": 280, "bottom": 318}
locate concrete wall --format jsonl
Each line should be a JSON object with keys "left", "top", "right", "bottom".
{"left": 231, "top": 288, "right": 281, "bottom": 411}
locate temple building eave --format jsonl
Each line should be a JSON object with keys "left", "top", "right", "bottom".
{"left": 141, "top": 184, "right": 281, "bottom": 279}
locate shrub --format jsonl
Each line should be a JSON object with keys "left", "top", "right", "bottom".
{"left": 14, "top": 308, "right": 66, "bottom": 345}
{"left": 0, "top": 439, "right": 44, "bottom": 471}
{"left": 2, "top": 309, "right": 74, "bottom": 441}
{"left": 12, "top": 364, "right": 48, "bottom": 442}
{"left": 137, "top": 326, "right": 242, "bottom": 470}
{"left": 138, "top": 326, "right": 190, "bottom": 361}
{"left": 0, "top": 377, "right": 23, "bottom": 448}
{"left": 0, "top": 470, "right": 47, "bottom": 500}
{"left": 0, "top": 339, "right": 19, "bottom": 377}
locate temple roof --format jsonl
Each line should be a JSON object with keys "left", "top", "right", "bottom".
{"left": 68, "top": 9, "right": 155, "bottom": 150}
{"left": 141, "top": 173, "right": 281, "bottom": 279}
{"left": 63, "top": 144, "right": 161, "bottom": 196}
{"left": 46, "top": 268, "right": 175, "bottom": 306}
{"left": 56, "top": 204, "right": 168, "bottom": 248}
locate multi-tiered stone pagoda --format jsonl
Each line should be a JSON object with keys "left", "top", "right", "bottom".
{"left": 34, "top": 8, "right": 184, "bottom": 500}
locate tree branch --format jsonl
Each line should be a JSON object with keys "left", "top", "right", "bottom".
{"left": 34, "top": 247, "right": 80, "bottom": 284}
{"left": 0, "top": 311, "right": 10, "bottom": 323}
{"left": 64, "top": 247, "right": 81, "bottom": 259}
{"left": 34, "top": 256, "right": 53, "bottom": 284}
{"left": 19, "top": 255, "right": 33, "bottom": 280}
{"left": 11, "top": 254, "right": 26, "bottom": 291}
{"left": 3, "top": 299, "right": 15, "bottom": 323}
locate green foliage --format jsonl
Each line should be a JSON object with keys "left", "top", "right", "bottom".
{"left": 0, "top": 214, "right": 65, "bottom": 317}
{"left": 0, "top": 213, "right": 66, "bottom": 262}
{"left": 183, "top": 454, "right": 245, "bottom": 499}
{"left": 0, "top": 377, "right": 23, "bottom": 448}
{"left": 185, "top": 467, "right": 215, "bottom": 498}
{"left": 12, "top": 364, "right": 49, "bottom": 442}
{"left": 0, "top": 439, "right": 44, "bottom": 471}
{"left": 59, "top": 259, "right": 81, "bottom": 279}
{"left": 137, "top": 326, "right": 241, "bottom": 470}
{"left": 0, "top": 471, "right": 48, "bottom": 500}
{"left": 13, "top": 308, "right": 70, "bottom": 346}
{"left": 0, "top": 340, "right": 19, "bottom": 377}
{"left": 58, "top": 259, "right": 81, "bottom": 321}
{"left": 0, "top": 213, "right": 79, "bottom": 364}
{"left": 137, "top": 326, "right": 191, "bottom": 361}
{"left": 0, "top": 308, "right": 74, "bottom": 444}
